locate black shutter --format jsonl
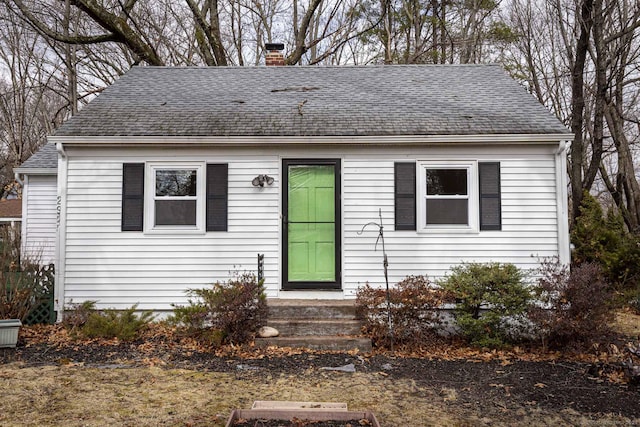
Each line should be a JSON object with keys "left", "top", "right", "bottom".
{"left": 207, "top": 164, "right": 228, "bottom": 231}
{"left": 394, "top": 162, "right": 416, "bottom": 230}
{"left": 122, "top": 163, "right": 144, "bottom": 231}
{"left": 479, "top": 162, "right": 501, "bottom": 231}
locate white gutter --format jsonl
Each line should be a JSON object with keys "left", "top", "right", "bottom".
{"left": 555, "top": 139, "right": 571, "bottom": 265}
{"left": 13, "top": 167, "right": 58, "bottom": 175}
{"left": 48, "top": 133, "right": 575, "bottom": 147}
{"left": 54, "top": 142, "right": 68, "bottom": 320}
{"left": 554, "top": 140, "right": 567, "bottom": 154}
{"left": 0, "top": 217, "right": 21, "bottom": 223}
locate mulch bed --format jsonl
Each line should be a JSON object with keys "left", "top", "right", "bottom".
{"left": 2, "top": 324, "right": 639, "bottom": 420}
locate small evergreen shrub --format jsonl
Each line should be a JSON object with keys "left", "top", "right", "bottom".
{"left": 529, "top": 260, "right": 614, "bottom": 348}
{"left": 82, "top": 304, "right": 154, "bottom": 341}
{"left": 170, "top": 273, "right": 267, "bottom": 345}
{"left": 571, "top": 193, "right": 640, "bottom": 300}
{"left": 356, "top": 275, "right": 453, "bottom": 348}
{"left": 440, "top": 262, "right": 531, "bottom": 348}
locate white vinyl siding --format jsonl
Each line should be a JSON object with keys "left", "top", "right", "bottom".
{"left": 63, "top": 155, "right": 279, "bottom": 310}
{"left": 22, "top": 175, "right": 57, "bottom": 265}
{"left": 61, "top": 143, "right": 563, "bottom": 309}
{"left": 341, "top": 151, "right": 559, "bottom": 296}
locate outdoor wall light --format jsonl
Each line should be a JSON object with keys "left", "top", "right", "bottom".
{"left": 251, "top": 174, "right": 274, "bottom": 187}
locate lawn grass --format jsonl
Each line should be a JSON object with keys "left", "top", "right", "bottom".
{"left": 0, "top": 309, "right": 637, "bottom": 426}
{"left": 0, "top": 363, "right": 635, "bottom": 427}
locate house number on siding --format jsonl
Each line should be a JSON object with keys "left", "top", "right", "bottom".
{"left": 56, "top": 196, "right": 62, "bottom": 230}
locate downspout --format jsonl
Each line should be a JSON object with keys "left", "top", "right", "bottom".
{"left": 54, "top": 142, "right": 68, "bottom": 321}
{"left": 15, "top": 172, "right": 27, "bottom": 265}
{"left": 56, "top": 142, "right": 67, "bottom": 159}
{"left": 13, "top": 172, "right": 23, "bottom": 187}
{"left": 555, "top": 140, "right": 571, "bottom": 265}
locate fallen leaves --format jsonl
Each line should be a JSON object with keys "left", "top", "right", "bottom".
{"left": 489, "top": 383, "right": 512, "bottom": 396}
{"left": 15, "top": 322, "right": 640, "bottom": 389}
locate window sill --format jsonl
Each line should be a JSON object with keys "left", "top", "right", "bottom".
{"left": 417, "top": 226, "right": 479, "bottom": 234}
{"left": 144, "top": 227, "right": 206, "bottom": 236}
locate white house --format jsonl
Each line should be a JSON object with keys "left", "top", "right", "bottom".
{"left": 17, "top": 63, "right": 572, "bottom": 316}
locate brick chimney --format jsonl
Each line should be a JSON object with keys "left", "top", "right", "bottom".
{"left": 265, "top": 43, "right": 285, "bottom": 66}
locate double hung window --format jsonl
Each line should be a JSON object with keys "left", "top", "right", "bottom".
{"left": 122, "top": 162, "right": 228, "bottom": 233}
{"left": 418, "top": 161, "right": 478, "bottom": 232}
{"left": 394, "top": 160, "right": 501, "bottom": 232}
{"left": 154, "top": 168, "right": 198, "bottom": 226}
{"left": 147, "top": 163, "right": 204, "bottom": 232}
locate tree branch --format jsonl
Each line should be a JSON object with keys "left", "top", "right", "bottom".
{"left": 184, "top": 0, "right": 227, "bottom": 65}
{"left": 70, "top": 0, "right": 163, "bottom": 65}
{"left": 6, "top": 0, "right": 116, "bottom": 45}
{"left": 286, "top": 0, "right": 323, "bottom": 65}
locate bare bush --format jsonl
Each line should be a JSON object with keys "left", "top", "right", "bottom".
{"left": 356, "top": 275, "right": 453, "bottom": 349}
{"left": 529, "top": 261, "right": 614, "bottom": 349}
{"left": 0, "top": 224, "right": 42, "bottom": 320}
{"left": 170, "top": 273, "right": 268, "bottom": 346}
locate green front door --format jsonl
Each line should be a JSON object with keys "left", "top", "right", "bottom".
{"left": 283, "top": 160, "right": 340, "bottom": 289}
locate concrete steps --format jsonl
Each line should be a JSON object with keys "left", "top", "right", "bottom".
{"left": 257, "top": 335, "right": 372, "bottom": 352}
{"left": 255, "top": 299, "right": 372, "bottom": 352}
{"left": 267, "top": 319, "right": 363, "bottom": 336}
{"left": 266, "top": 300, "right": 357, "bottom": 319}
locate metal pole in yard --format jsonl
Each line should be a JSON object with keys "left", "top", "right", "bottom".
{"left": 358, "top": 209, "right": 394, "bottom": 352}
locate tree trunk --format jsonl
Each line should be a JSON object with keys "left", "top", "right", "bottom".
{"left": 382, "top": 0, "right": 393, "bottom": 64}
{"left": 568, "top": 0, "right": 593, "bottom": 226}
{"left": 286, "top": 0, "right": 323, "bottom": 65}
{"left": 64, "top": 0, "right": 78, "bottom": 115}
{"left": 605, "top": 104, "right": 640, "bottom": 232}
{"left": 207, "top": 0, "right": 227, "bottom": 65}
{"left": 583, "top": 0, "right": 605, "bottom": 193}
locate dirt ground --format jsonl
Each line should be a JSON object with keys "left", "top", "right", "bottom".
{"left": 1, "top": 313, "right": 639, "bottom": 427}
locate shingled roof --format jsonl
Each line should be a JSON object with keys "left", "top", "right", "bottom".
{"left": 53, "top": 64, "right": 569, "bottom": 138}
{"left": 0, "top": 199, "right": 21, "bottom": 220}
{"left": 15, "top": 143, "right": 58, "bottom": 172}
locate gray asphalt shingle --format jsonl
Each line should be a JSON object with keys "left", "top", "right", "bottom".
{"left": 53, "top": 64, "right": 569, "bottom": 137}
{"left": 16, "top": 143, "right": 58, "bottom": 170}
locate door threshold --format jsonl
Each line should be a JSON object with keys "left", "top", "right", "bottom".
{"left": 275, "top": 290, "right": 345, "bottom": 300}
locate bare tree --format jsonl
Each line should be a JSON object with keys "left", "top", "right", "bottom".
{"left": 0, "top": 5, "right": 68, "bottom": 190}
{"left": 505, "top": 0, "right": 640, "bottom": 230}
{"left": 596, "top": 0, "right": 640, "bottom": 231}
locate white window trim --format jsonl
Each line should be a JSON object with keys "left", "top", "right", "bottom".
{"left": 144, "top": 162, "right": 206, "bottom": 234}
{"left": 417, "top": 160, "right": 479, "bottom": 233}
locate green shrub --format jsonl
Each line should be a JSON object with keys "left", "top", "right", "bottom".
{"left": 82, "top": 304, "right": 154, "bottom": 341}
{"left": 571, "top": 193, "right": 640, "bottom": 300}
{"left": 356, "top": 275, "right": 453, "bottom": 348}
{"left": 529, "top": 260, "right": 614, "bottom": 348}
{"left": 169, "top": 273, "right": 267, "bottom": 346}
{"left": 440, "top": 262, "right": 531, "bottom": 348}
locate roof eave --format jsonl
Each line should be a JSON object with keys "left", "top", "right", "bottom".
{"left": 14, "top": 167, "right": 58, "bottom": 175}
{"left": 49, "top": 133, "right": 574, "bottom": 147}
